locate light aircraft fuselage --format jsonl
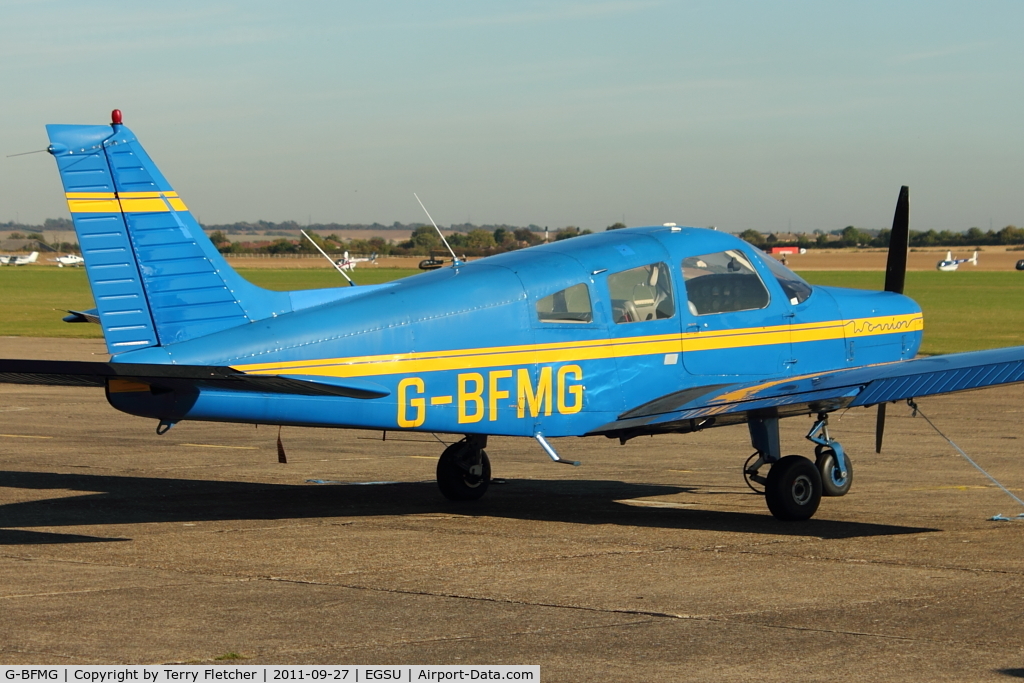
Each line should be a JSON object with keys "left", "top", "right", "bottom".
{"left": 111, "top": 228, "right": 922, "bottom": 438}
{"left": 0, "top": 251, "right": 39, "bottom": 266}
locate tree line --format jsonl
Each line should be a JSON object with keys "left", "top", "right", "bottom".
{"left": 209, "top": 225, "right": 594, "bottom": 257}
{"left": 5, "top": 217, "right": 1022, "bottom": 257}
{"left": 201, "top": 219, "right": 548, "bottom": 235}
{"left": 739, "top": 225, "right": 1024, "bottom": 249}
{"left": 1, "top": 218, "right": 79, "bottom": 252}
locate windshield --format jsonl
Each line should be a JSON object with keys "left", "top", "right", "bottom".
{"left": 758, "top": 250, "right": 813, "bottom": 305}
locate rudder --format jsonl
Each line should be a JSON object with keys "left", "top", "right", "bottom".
{"left": 47, "top": 111, "right": 291, "bottom": 354}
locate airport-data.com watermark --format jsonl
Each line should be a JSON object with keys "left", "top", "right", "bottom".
{"left": 2, "top": 668, "right": 538, "bottom": 683}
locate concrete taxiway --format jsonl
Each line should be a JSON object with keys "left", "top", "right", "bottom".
{"left": 2, "top": 337, "right": 1023, "bottom": 680}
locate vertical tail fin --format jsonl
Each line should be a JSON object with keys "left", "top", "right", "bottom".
{"left": 47, "top": 112, "right": 292, "bottom": 354}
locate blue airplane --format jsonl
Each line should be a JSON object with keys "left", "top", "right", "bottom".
{"left": 3, "top": 110, "right": 1024, "bottom": 521}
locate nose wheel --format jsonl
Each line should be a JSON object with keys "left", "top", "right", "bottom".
{"left": 815, "top": 445, "right": 853, "bottom": 497}
{"left": 436, "top": 436, "right": 491, "bottom": 501}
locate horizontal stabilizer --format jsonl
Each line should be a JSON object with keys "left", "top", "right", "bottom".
{"left": 0, "top": 359, "right": 389, "bottom": 399}
{"left": 62, "top": 308, "right": 100, "bottom": 324}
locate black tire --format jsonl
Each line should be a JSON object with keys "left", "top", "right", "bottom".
{"left": 436, "top": 441, "right": 491, "bottom": 501}
{"left": 765, "top": 455, "right": 822, "bottom": 521}
{"left": 815, "top": 447, "right": 853, "bottom": 497}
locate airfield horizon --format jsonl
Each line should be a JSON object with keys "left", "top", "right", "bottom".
{"left": 7, "top": 244, "right": 1024, "bottom": 272}
{"left": 225, "top": 246, "right": 1023, "bottom": 272}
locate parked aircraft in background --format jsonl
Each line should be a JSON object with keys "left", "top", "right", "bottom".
{"left": 0, "top": 251, "right": 39, "bottom": 266}
{"left": 2, "top": 111, "right": 1024, "bottom": 522}
{"left": 49, "top": 254, "right": 84, "bottom": 267}
{"left": 936, "top": 250, "right": 978, "bottom": 271}
{"left": 419, "top": 249, "right": 456, "bottom": 270}
{"left": 336, "top": 251, "right": 377, "bottom": 271}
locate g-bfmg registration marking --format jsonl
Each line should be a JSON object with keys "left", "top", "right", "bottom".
{"left": 397, "top": 365, "right": 584, "bottom": 427}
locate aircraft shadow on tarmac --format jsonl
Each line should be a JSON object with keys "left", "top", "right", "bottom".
{"left": 0, "top": 470, "right": 936, "bottom": 545}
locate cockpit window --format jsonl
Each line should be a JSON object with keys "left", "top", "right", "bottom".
{"left": 536, "top": 283, "right": 593, "bottom": 323}
{"left": 607, "top": 262, "right": 674, "bottom": 324}
{"left": 760, "top": 252, "right": 813, "bottom": 305}
{"left": 681, "top": 250, "right": 770, "bottom": 315}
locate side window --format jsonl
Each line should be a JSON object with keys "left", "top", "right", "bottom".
{"left": 681, "top": 250, "right": 770, "bottom": 315}
{"left": 607, "top": 262, "right": 674, "bottom": 324}
{"left": 536, "top": 283, "right": 593, "bottom": 323}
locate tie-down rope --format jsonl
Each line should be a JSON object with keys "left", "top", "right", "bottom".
{"left": 907, "top": 399, "right": 1024, "bottom": 520}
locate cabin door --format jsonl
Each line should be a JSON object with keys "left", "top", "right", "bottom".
{"left": 678, "top": 248, "right": 792, "bottom": 378}
{"left": 598, "top": 260, "right": 686, "bottom": 410}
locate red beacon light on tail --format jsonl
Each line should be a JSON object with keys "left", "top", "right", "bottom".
{"left": 111, "top": 109, "right": 123, "bottom": 126}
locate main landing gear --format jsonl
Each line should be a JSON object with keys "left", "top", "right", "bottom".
{"left": 743, "top": 412, "right": 852, "bottom": 521}
{"left": 436, "top": 435, "right": 491, "bottom": 501}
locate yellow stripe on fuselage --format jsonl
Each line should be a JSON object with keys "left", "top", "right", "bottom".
{"left": 233, "top": 313, "right": 923, "bottom": 380}
{"left": 65, "top": 191, "right": 188, "bottom": 213}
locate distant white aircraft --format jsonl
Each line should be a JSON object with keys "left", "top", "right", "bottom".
{"left": 49, "top": 254, "right": 84, "bottom": 268}
{"left": 936, "top": 250, "right": 978, "bottom": 272}
{"left": 0, "top": 251, "right": 39, "bottom": 266}
{"left": 335, "top": 251, "right": 378, "bottom": 271}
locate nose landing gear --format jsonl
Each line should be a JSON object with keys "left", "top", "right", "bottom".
{"left": 808, "top": 414, "right": 853, "bottom": 497}
{"left": 744, "top": 412, "right": 853, "bottom": 520}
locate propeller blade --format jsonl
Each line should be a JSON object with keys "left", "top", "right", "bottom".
{"left": 884, "top": 186, "right": 910, "bottom": 294}
{"left": 875, "top": 402, "right": 887, "bottom": 454}
{"left": 878, "top": 187, "right": 907, "bottom": 452}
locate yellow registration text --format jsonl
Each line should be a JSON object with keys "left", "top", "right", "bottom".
{"left": 396, "top": 365, "right": 584, "bottom": 428}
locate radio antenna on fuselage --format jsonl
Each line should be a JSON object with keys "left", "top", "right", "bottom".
{"left": 301, "top": 229, "right": 356, "bottom": 286}
{"left": 414, "top": 193, "right": 461, "bottom": 267}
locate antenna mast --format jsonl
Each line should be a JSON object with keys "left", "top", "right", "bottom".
{"left": 301, "top": 230, "right": 356, "bottom": 286}
{"left": 414, "top": 193, "right": 460, "bottom": 267}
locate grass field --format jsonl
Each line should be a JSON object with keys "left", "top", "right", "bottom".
{"left": 0, "top": 268, "right": 422, "bottom": 339}
{"left": 2, "top": 267, "right": 1021, "bottom": 355}
{"left": 239, "top": 267, "right": 423, "bottom": 290}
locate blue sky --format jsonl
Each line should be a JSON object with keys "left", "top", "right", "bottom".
{"left": 1, "top": 1, "right": 1022, "bottom": 233}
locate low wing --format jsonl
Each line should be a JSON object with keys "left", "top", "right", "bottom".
{"left": 0, "top": 359, "right": 390, "bottom": 400}
{"left": 594, "top": 346, "right": 1024, "bottom": 437}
